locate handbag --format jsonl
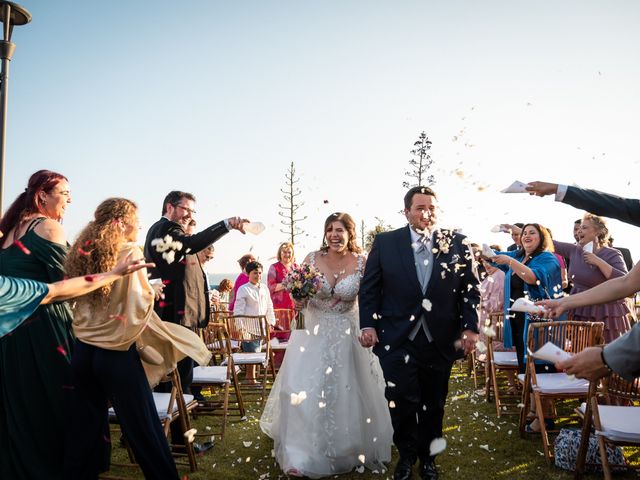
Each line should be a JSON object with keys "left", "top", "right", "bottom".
{"left": 554, "top": 428, "right": 626, "bottom": 473}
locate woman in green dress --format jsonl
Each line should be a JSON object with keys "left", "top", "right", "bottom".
{"left": 0, "top": 169, "right": 74, "bottom": 479}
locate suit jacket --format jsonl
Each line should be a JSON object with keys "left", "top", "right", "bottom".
{"left": 604, "top": 323, "right": 640, "bottom": 381}
{"left": 144, "top": 217, "right": 228, "bottom": 324}
{"left": 183, "top": 253, "right": 210, "bottom": 329}
{"left": 564, "top": 187, "right": 640, "bottom": 228}
{"left": 359, "top": 226, "right": 480, "bottom": 362}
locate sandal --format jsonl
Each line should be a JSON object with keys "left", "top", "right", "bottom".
{"left": 525, "top": 417, "right": 555, "bottom": 433}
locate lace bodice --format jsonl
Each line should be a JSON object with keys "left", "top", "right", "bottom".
{"left": 307, "top": 252, "right": 364, "bottom": 314}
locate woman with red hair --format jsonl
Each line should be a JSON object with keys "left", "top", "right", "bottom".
{"left": 0, "top": 170, "right": 74, "bottom": 479}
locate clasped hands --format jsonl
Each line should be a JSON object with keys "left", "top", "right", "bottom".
{"left": 358, "top": 328, "right": 378, "bottom": 348}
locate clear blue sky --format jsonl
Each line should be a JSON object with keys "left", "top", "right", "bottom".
{"left": 4, "top": 0, "right": 640, "bottom": 273}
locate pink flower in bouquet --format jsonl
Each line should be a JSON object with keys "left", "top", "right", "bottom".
{"left": 282, "top": 264, "right": 324, "bottom": 301}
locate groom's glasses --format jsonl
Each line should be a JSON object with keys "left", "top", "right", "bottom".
{"left": 174, "top": 204, "right": 196, "bottom": 215}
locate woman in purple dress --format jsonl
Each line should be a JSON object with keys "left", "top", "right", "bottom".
{"left": 552, "top": 213, "right": 630, "bottom": 343}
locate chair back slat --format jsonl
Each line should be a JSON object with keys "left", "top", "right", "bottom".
{"left": 526, "top": 321, "right": 604, "bottom": 353}
{"left": 225, "top": 315, "right": 268, "bottom": 342}
{"left": 602, "top": 374, "right": 640, "bottom": 402}
{"left": 525, "top": 321, "right": 604, "bottom": 389}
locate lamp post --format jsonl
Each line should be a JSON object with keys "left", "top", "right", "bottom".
{"left": 0, "top": 1, "right": 31, "bottom": 215}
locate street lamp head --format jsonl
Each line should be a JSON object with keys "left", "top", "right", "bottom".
{"left": 0, "top": 1, "right": 31, "bottom": 26}
{"left": 0, "top": 1, "right": 31, "bottom": 43}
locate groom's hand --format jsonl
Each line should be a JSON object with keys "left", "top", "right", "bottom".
{"left": 359, "top": 328, "right": 378, "bottom": 348}
{"left": 460, "top": 329, "right": 478, "bottom": 355}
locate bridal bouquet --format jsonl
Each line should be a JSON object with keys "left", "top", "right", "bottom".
{"left": 282, "top": 264, "right": 324, "bottom": 301}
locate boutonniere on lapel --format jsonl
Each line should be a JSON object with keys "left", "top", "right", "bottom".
{"left": 433, "top": 229, "right": 453, "bottom": 258}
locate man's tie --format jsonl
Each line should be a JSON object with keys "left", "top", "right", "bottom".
{"left": 414, "top": 237, "right": 431, "bottom": 292}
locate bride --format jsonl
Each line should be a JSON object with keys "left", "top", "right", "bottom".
{"left": 260, "top": 212, "right": 393, "bottom": 478}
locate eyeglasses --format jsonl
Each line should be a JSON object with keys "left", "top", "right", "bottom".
{"left": 174, "top": 204, "right": 196, "bottom": 215}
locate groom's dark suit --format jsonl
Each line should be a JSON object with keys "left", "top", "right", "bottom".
{"left": 359, "top": 225, "right": 479, "bottom": 466}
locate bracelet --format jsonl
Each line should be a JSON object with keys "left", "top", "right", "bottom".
{"left": 600, "top": 347, "right": 614, "bottom": 373}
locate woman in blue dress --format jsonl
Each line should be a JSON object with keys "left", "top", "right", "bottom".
{"left": 490, "top": 223, "right": 563, "bottom": 373}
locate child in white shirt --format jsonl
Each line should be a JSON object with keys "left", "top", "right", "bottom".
{"left": 233, "top": 261, "right": 275, "bottom": 381}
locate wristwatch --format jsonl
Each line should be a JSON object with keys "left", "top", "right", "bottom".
{"left": 600, "top": 346, "right": 614, "bottom": 374}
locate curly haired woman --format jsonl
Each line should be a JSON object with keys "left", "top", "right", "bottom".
{"left": 63, "top": 198, "right": 210, "bottom": 479}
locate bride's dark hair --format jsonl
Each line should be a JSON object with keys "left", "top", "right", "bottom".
{"left": 320, "top": 212, "right": 362, "bottom": 254}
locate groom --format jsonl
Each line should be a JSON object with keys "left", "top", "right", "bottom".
{"left": 359, "top": 186, "right": 480, "bottom": 480}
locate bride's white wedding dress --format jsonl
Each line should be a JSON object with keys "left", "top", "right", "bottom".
{"left": 260, "top": 253, "right": 393, "bottom": 478}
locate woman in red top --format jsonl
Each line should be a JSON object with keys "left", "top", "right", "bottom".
{"left": 267, "top": 242, "right": 296, "bottom": 310}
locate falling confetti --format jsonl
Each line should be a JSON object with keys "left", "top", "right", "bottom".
{"left": 429, "top": 437, "right": 447, "bottom": 456}
{"left": 290, "top": 391, "right": 307, "bottom": 406}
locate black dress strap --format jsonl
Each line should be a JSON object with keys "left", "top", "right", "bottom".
{"left": 25, "top": 217, "right": 46, "bottom": 232}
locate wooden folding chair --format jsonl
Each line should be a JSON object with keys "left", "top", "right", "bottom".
{"left": 224, "top": 314, "right": 276, "bottom": 406}
{"left": 192, "top": 322, "right": 246, "bottom": 444}
{"left": 271, "top": 308, "right": 297, "bottom": 370}
{"left": 485, "top": 312, "right": 520, "bottom": 416}
{"left": 518, "top": 320, "right": 604, "bottom": 464}
{"left": 105, "top": 369, "right": 199, "bottom": 478}
{"left": 575, "top": 373, "right": 639, "bottom": 479}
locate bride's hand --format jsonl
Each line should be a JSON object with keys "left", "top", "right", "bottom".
{"left": 294, "top": 298, "right": 308, "bottom": 310}
{"left": 359, "top": 328, "right": 378, "bottom": 348}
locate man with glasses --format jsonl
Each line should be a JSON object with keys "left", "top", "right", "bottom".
{"left": 144, "top": 190, "right": 247, "bottom": 450}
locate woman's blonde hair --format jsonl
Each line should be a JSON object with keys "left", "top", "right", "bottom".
{"left": 582, "top": 213, "right": 610, "bottom": 245}
{"left": 65, "top": 198, "right": 138, "bottom": 306}
{"left": 277, "top": 242, "right": 295, "bottom": 263}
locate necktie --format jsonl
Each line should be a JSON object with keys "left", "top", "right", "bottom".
{"left": 414, "top": 238, "right": 430, "bottom": 291}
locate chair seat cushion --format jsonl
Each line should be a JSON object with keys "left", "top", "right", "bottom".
{"left": 493, "top": 351, "right": 518, "bottom": 366}
{"left": 222, "top": 352, "right": 267, "bottom": 365}
{"left": 109, "top": 392, "right": 194, "bottom": 421}
{"left": 579, "top": 403, "right": 640, "bottom": 442}
{"left": 271, "top": 342, "right": 289, "bottom": 351}
{"left": 523, "top": 372, "right": 590, "bottom": 393}
{"left": 192, "top": 366, "right": 229, "bottom": 383}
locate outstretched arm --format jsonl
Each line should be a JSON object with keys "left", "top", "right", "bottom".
{"left": 43, "top": 254, "right": 153, "bottom": 304}
{"left": 537, "top": 261, "right": 640, "bottom": 318}
{"left": 526, "top": 181, "right": 640, "bottom": 228}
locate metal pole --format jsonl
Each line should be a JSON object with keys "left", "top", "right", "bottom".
{"left": 0, "top": 4, "right": 15, "bottom": 215}
{"left": 0, "top": 1, "right": 31, "bottom": 215}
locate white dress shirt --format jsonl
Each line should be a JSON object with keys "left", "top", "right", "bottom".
{"left": 233, "top": 282, "right": 276, "bottom": 326}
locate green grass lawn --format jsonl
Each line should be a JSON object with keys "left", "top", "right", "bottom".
{"left": 110, "top": 365, "right": 639, "bottom": 479}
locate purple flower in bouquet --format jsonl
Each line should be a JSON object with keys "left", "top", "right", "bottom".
{"left": 282, "top": 264, "right": 324, "bottom": 301}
